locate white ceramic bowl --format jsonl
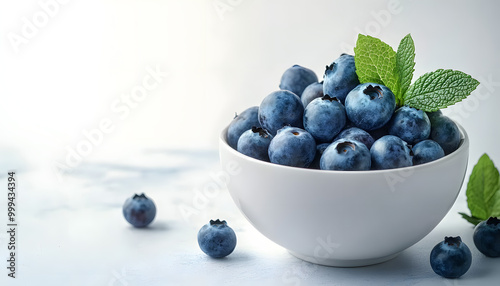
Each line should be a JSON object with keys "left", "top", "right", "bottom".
{"left": 219, "top": 123, "right": 469, "bottom": 267}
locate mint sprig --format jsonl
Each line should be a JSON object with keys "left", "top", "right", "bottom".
{"left": 459, "top": 154, "right": 500, "bottom": 226}
{"left": 353, "top": 35, "right": 398, "bottom": 95}
{"left": 395, "top": 34, "right": 415, "bottom": 106}
{"left": 353, "top": 34, "right": 479, "bottom": 111}
{"left": 403, "top": 69, "right": 480, "bottom": 111}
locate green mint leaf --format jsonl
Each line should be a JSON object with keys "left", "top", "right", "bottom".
{"left": 354, "top": 34, "right": 399, "bottom": 94}
{"left": 403, "top": 69, "right": 480, "bottom": 112}
{"left": 466, "top": 154, "right": 500, "bottom": 221}
{"left": 395, "top": 34, "right": 415, "bottom": 105}
{"left": 458, "top": 212, "right": 484, "bottom": 226}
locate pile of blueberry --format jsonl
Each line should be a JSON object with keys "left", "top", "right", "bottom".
{"left": 227, "top": 54, "right": 461, "bottom": 170}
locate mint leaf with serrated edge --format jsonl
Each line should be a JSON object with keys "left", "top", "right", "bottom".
{"left": 395, "top": 34, "right": 415, "bottom": 106}
{"left": 403, "top": 69, "right": 479, "bottom": 112}
{"left": 354, "top": 34, "right": 399, "bottom": 95}
{"left": 460, "top": 153, "right": 500, "bottom": 225}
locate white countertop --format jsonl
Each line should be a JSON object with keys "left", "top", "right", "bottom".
{"left": 1, "top": 149, "right": 499, "bottom": 286}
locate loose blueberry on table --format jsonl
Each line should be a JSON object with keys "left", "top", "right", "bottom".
{"left": 430, "top": 236, "right": 472, "bottom": 279}
{"left": 198, "top": 219, "right": 237, "bottom": 258}
{"left": 123, "top": 193, "right": 156, "bottom": 228}
{"left": 473, "top": 217, "right": 500, "bottom": 257}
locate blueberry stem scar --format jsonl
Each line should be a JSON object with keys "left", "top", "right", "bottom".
{"left": 251, "top": 126, "right": 270, "bottom": 138}
{"left": 364, "top": 85, "right": 383, "bottom": 99}
{"left": 321, "top": 94, "right": 340, "bottom": 102}
{"left": 325, "top": 62, "right": 336, "bottom": 72}
{"left": 444, "top": 236, "right": 462, "bottom": 247}
{"left": 210, "top": 219, "right": 227, "bottom": 226}
{"left": 133, "top": 193, "right": 146, "bottom": 199}
{"left": 336, "top": 141, "right": 356, "bottom": 153}
{"left": 486, "top": 217, "right": 500, "bottom": 226}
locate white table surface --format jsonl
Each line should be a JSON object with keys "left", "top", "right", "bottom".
{"left": 1, "top": 148, "right": 499, "bottom": 286}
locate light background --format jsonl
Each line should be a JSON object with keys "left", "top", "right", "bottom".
{"left": 1, "top": 0, "right": 500, "bottom": 285}
{"left": 1, "top": 0, "right": 499, "bottom": 172}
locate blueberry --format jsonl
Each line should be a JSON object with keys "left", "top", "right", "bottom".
{"left": 473, "top": 217, "right": 500, "bottom": 257}
{"left": 323, "top": 54, "right": 359, "bottom": 103}
{"left": 303, "top": 95, "right": 346, "bottom": 143}
{"left": 258, "top": 90, "right": 304, "bottom": 135}
{"left": 334, "top": 127, "right": 375, "bottom": 149}
{"left": 320, "top": 140, "right": 371, "bottom": 171}
{"left": 198, "top": 219, "right": 237, "bottom": 258}
{"left": 309, "top": 143, "right": 330, "bottom": 169}
{"left": 345, "top": 83, "right": 396, "bottom": 131}
{"left": 426, "top": 110, "right": 443, "bottom": 122}
{"left": 279, "top": 65, "right": 318, "bottom": 97}
{"left": 367, "top": 122, "right": 390, "bottom": 141}
{"left": 388, "top": 106, "right": 431, "bottom": 144}
{"left": 268, "top": 126, "right": 316, "bottom": 168}
{"left": 227, "top": 106, "right": 260, "bottom": 149}
{"left": 412, "top": 140, "right": 445, "bottom": 165}
{"left": 122, "top": 193, "right": 156, "bottom": 228}
{"left": 430, "top": 236, "right": 472, "bottom": 279}
{"left": 237, "top": 127, "right": 273, "bottom": 162}
{"left": 370, "top": 135, "right": 413, "bottom": 170}
{"left": 343, "top": 116, "right": 356, "bottom": 130}
{"left": 301, "top": 81, "right": 324, "bottom": 108}
{"left": 429, "top": 115, "right": 461, "bottom": 155}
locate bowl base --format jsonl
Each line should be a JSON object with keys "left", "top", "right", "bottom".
{"left": 288, "top": 251, "right": 400, "bottom": 267}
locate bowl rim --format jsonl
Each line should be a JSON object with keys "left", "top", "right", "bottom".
{"left": 219, "top": 120, "right": 469, "bottom": 175}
